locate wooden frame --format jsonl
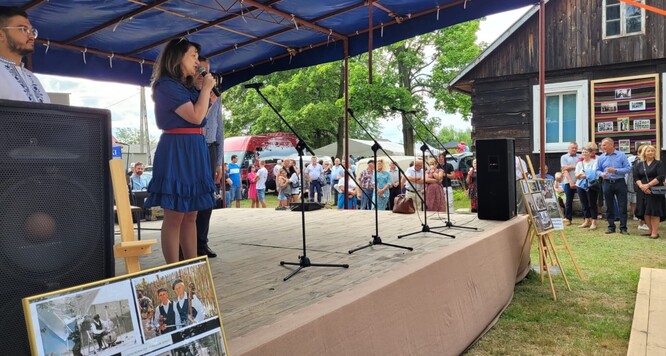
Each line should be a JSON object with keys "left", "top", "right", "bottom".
{"left": 591, "top": 73, "right": 661, "bottom": 158}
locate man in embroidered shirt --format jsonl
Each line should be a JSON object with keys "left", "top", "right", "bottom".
{"left": 596, "top": 137, "right": 631, "bottom": 235}
{"left": 172, "top": 279, "right": 205, "bottom": 327}
{"left": 0, "top": 7, "right": 49, "bottom": 103}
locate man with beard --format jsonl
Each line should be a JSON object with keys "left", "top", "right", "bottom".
{"left": 130, "top": 162, "right": 151, "bottom": 191}
{"left": 0, "top": 7, "right": 49, "bottom": 102}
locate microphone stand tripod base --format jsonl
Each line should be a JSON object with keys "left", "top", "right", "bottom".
{"left": 280, "top": 256, "right": 349, "bottom": 281}
{"left": 397, "top": 224, "right": 455, "bottom": 239}
{"left": 348, "top": 235, "right": 413, "bottom": 254}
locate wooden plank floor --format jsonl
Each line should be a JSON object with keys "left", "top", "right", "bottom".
{"left": 628, "top": 268, "right": 666, "bottom": 356}
{"left": 115, "top": 208, "right": 503, "bottom": 341}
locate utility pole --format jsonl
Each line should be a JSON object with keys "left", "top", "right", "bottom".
{"left": 139, "top": 86, "right": 152, "bottom": 164}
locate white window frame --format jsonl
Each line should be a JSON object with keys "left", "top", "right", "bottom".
{"left": 532, "top": 80, "right": 589, "bottom": 153}
{"left": 602, "top": 0, "right": 646, "bottom": 39}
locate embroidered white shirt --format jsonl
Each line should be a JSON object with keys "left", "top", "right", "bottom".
{"left": 0, "top": 56, "right": 50, "bottom": 103}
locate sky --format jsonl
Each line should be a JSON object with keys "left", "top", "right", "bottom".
{"left": 35, "top": 6, "right": 532, "bottom": 145}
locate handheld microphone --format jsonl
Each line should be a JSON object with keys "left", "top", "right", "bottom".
{"left": 197, "top": 66, "right": 221, "bottom": 97}
{"left": 243, "top": 82, "right": 264, "bottom": 89}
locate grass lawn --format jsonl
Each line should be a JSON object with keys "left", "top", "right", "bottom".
{"left": 466, "top": 210, "right": 666, "bottom": 355}
{"left": 230, "top": 188, "right": 664, "bottom": 355}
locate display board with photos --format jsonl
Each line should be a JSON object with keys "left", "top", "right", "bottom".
{"left": 521, "top": 179, "right": 564, "bottom": 234}
{"left": 591, "top": 74, "right": 661, "bottom": 158}
{"left": 23, "top": 258, "right": 229, "bottom": 356}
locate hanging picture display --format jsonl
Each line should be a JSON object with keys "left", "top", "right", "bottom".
{"left": 591, "top": 74, "right": 661, "bottom": 157}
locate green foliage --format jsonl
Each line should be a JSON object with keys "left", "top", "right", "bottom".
{"left": 437, "top": 125, "right": 472, "bottom": 145}
{"left": 114, "top": 127, "right": 157, "bottom": 145}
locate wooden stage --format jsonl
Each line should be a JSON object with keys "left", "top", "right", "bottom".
{"left": 116, "top": 208, "right": 530, "bottom": 355}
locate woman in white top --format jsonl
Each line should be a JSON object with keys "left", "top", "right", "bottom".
{"left": 574, "top": 146, "right": 599, "bottom": 229}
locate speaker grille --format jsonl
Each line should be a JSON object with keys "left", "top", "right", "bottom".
{"left": 0, "top": 100, "right": 114, "bottom": 354}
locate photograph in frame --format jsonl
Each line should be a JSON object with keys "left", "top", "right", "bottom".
{"left": 521, "top": 180, "right": 529, "bottom": 194}
{"left": 600, "top": 102, "right": 618, "bottom": 113}
{"left": 633, "top": 119, "right": 651, "bottom": 130}
{"left": 533, "top": 192, "right": 547, "bottom": 211}
{"left": 635, "top": 140, "right": 653, "bottom": 152}
{"left": 540, "top": 211, "right": 553, "bottom": 231}
{"left": 629, "top": 100, "right": 646, "bottom": 111}
{"left": 597, "top": 121, "right": 614, "bottom": 133}
{"left": 23, "top": 258, "right": 229, "bottom": 356}
{"left": 617, "top": 117, "right": 629, "bottom": 132}
{"left": 618, "top": 139, "right": 631, "bottom": 153}
{"left": 615, "top": 88, "right": 631, "bottom": 99}
{"left": 527, "top": 180, "right": 540, "bottom": 194}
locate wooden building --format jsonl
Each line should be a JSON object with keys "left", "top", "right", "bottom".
{"left": 449, "top": 0, "right": 665, "bottom": 171}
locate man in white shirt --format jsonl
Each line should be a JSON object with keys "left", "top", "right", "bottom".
{"left": 0, "top": 7, "right": 49, "bottom": 103}
{"left": 172, "top": 279, "right": 205, "bottom": 327}
{"left": 255, "top": 160, "right": 268, "bottom": 208}
{"left": 306, "top": 156, "right": 323, "bottom": 203}
{"left": 404, "top": 159, "right": 425, "bottom": 211}
{"left": 153, "top": 287, "right": 181, "bottom": 334}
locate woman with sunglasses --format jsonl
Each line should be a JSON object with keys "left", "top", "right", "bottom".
{"left": 144, "top": 38, "right": 217, "bottom": 263}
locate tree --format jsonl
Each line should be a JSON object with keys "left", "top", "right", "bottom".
{"left": 437, "top": 125, "right": 472, "bottom": 146}
{"left": 431, "top": 20, "right": 482, "bottom": 120}
{"left": 114, "top": 127, "right": 157, "bottom": 146}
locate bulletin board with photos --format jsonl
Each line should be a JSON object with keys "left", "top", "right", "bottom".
{"left": 22, "top": 258, "right": 229, "bottom": 356}
{"left": 520, "top": 179, "right": 564, "bottom": 234}
{"left": 591, "top": 74, "right": 661, "bottom": 158}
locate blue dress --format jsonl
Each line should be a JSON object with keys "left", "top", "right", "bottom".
{"left": 373, "top": 170, "right": 391, "bottom": 210}
{"left": 144, "top": 77, "right": 216, "bottom": 212}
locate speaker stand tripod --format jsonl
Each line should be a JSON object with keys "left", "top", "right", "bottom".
{"left": 398, "top": 143, "right": 455, "bottom": 240}
{"left": 347, "top": 117, "right": 412, "bottom": 254}
{"left": 248, "top": 84, "right": 349, "bottom": 280}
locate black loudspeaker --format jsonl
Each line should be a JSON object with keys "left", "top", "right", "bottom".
{"left": 476, "top": 138, "right": 516, "bottom": 221}
{"left": 289, "top": 202, "right": 324, "bottom": 211}
{"left": 0, "top": 100, "right": 114, "bottom": 354}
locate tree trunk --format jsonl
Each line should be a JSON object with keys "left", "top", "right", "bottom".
{"left": 402, "top": 113, "right": 415, "bottom": 156}
{"left": 397, "top": 44, "right": 415, "bottom": 156}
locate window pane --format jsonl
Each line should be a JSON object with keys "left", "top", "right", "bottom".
{"left": 606, "top": 0, "right": 620, "bottom": 5}
{"left": 562, "top": 94, "right": 577, "bottom": 142}
{"left": 626, "top": 17, "right": 642, "bottom": 33}
{"left": 606, "top": 20, "right": 620, "bottom": 36}
{"left": 606, "top": 5, "right": 621, "bottom": 20}
{"left": 545, "top": 96, "right": 560, "bottom": 143}
{"left": 626, "top": 4, "right": 641, "bottom": 17}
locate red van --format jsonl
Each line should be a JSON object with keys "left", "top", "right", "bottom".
{"left": 223, "top": 133, "right": 298, "bottom": 192}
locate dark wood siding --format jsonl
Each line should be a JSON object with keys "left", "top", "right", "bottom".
{"left": 463, "top": 0, "right": 666, "bottom": 81}
{"left": 471, "top": 78, "right": 532, "bottom": 157}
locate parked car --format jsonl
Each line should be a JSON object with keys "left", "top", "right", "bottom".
{"left": 446, "top": 152, "right": 474, "bottom": 187}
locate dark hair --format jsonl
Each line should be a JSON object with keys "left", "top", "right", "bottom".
{"left": 151, "top": 38, "right": 201, "bottom": 88}
{"left": 0, "top": 7, "right": 28, "bottom": 27}
{"left": 231, "top": 154, "right": 238, "bottom": 160}
{"left": 157, "top": 287, "right": 168, "bottom": 295}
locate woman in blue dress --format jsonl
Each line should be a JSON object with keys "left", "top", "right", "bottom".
{"left": 374, "top": 159, "right": 392, "bottom": 210}
{"left": 144, "top": 38, "right": 217, "bottom": 263}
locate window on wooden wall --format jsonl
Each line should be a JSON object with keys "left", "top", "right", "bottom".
{"left": 603, "top": 0, "right": 645, "bottom": 39}
{"left": 532, "top": 80, "right": 589, "bottom": 153}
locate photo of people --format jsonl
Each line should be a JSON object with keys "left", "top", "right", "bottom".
{"left": 597, "top": 121, "right": 614, "bottom": 133}
{"left": 25, "top": 281, "right": 141, "bottom": 356}
{"left": 600, "top": 102, "right": 618, "bottom": 113}
{"left": 150, "top": 330, "right": 227, "bottom": 356}
{"left": 532, "top": 215, "right": 545, "bottom": 234}
{"left": 527, "top": 180, "right": 540, "bottom": 194}
{"left": 131, "top": 262, "right": 219, "bottom": 342}
{"left": 540, "top": 180, "right": 555, "bottom": 200}
{"left": 521, "top": 180, "right": 529, "bottom": 194}
{"left": 619, "top": 139, "right": 631, "bottom": 153}
{"left": 540, "top": 211, "right": 553, "bottom": 230}
{"left": 633, "top": 119, "right": 651, "bottom": 130}
{"left": 615, "top": 88, "right": 631, "bottom": 99}
{"left": 527, "top": 193, "right": 539, "bottom": 215}
{"left": 533, "top": 193, "right": 547, "bottom": 211}
{"left": 617, "top": 117, "right": 629, "bottom": 131}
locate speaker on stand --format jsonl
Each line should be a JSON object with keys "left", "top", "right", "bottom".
{"left": 0, "top": 100, "right": 114, "bottom": 354}
{"left": 476, "top": 138, "right": 516, "bottom": 221}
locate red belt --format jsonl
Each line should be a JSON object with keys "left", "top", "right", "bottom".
{"left": 163, "top": 127, "right": 205, "bottom": 135}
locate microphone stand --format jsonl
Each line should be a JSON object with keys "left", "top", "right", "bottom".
{"left": 409, "top": 113, "right": 478, "bottom": 232}
{"left": 346, "top": 109, "right": 412, "bottom": 254}
{"left": 395, "top": 110, "right": 454, "bottom": 240}
{"left": 247, "top": 85, "right": 349, "bottom": 281}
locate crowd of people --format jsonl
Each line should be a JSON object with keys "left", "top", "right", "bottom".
{"left": 555, "top": 139, "right": 665, "bottom": 238}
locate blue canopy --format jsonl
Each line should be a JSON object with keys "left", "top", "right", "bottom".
{"left": 12, "top": 0, "right": 535, "bottom": 90}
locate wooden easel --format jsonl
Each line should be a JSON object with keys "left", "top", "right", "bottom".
{"left": 110, "top": 159, "right": 157, "bottom": 274}
{"left": 519, "top": 156, "right": 584, "bottom": 300}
